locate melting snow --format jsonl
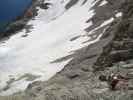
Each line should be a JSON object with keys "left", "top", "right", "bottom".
{"left": 0, "top": 0, "right": 103, "bottom": 95}
{"left": 99, "top": 0, "right": 108, "bottom": 7}
{"left": 87, "top": 17, "right": 114, "bottom": 35}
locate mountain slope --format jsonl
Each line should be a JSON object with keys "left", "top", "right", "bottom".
{"left": 0, "top": 0, "right": 102, "bottom": 95}
{"left": 1, "top": 0, "right": 133, "bottom": 100}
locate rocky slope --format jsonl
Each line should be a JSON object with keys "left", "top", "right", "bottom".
{"left": 1, "top": 0, "right": 133, "bottom": 100}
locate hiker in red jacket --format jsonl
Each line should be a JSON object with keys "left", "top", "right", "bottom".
{"left": 99, "top": 73, "right": 129, "bottom": 90}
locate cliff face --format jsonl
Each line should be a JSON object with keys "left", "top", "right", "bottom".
{"left": 1, "top": 0, "right": 133, "bottom": 100}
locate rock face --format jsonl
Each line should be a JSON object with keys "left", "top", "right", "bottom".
{"left": 1, "top": 0, "right": 133, "bottom": 100}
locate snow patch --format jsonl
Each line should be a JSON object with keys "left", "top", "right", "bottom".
{"left": 99, "top": 0, "right": 108, "bottom": 6}
{"left": 115, "top": 12, "right": 123, "bottom": 17}
{"left": 0, "top": 0, "right": 104, "bottom": 95}
{"left": 87, "top": 17, "right": 114, "bottom": 35}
